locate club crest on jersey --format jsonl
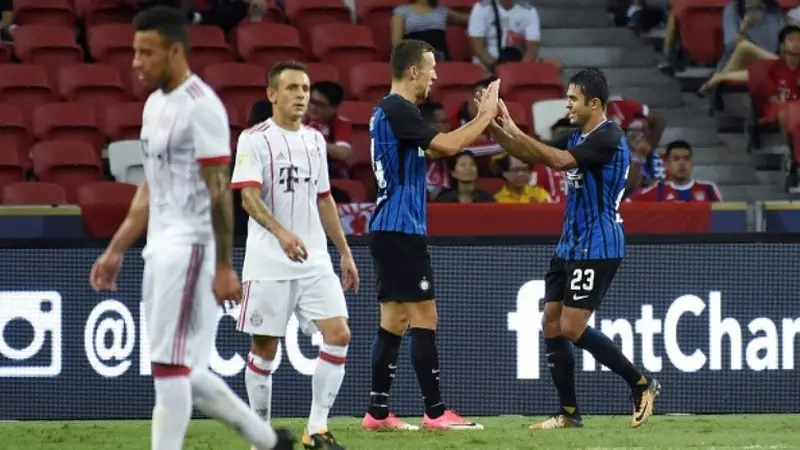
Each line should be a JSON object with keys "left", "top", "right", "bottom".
{"left": 249, "top": 311, "right": 264, "bottom": 327}
{"left": 419, "top": 277, "right": 431, "bottom": 292}
{"left": 566, "top": 168, "right": 583, "bottom": 189}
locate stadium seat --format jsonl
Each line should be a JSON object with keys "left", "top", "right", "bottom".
{"left": 0, "top": 64, "right": 54, "bottom": 106}
{"left": 337, "top": 101, "right": 373, "bottom": 166}
{"left": 87, "top": 24, "right": 135, "bottom": 77}
{"left": 107, "top": 140, "right": 144, "bottom": 184}
{"left": 475, "top": 177, "right": 504, "bottom": 195}
{"left": 104, "top": 102, "right": 144, "bottom": 142}
{"left": 74, "top": 0, "right": 135, "bottom": 27}
{"left": 305, "top": 63, "right": 340, "bottom": 84}
{"left": 0, "top": 104, "right": 32, "bottom": 167}
{"left": 77, "top": 181, "right": 137, "bottom": 237}
{"left": 189, "top": 25, "right": 233, "bottom": 72}
{"left": 12, "top": 0, "right": 77, "bottom": 26}
{"left": 31, "top": 141, "right": 103, "bottom": 202}
{"left": 671, "top": 0, "right": 728, "bottom": 65}
{"left": 349, "top": 62, "right": 391, "bottom": 102}
{"left": 446, "top": 26, "right": 470, "bottom": 62}
{"left": 57, "top": 64, "right": 128, "bottom": 111}
{"left": 532, "top": 98, "right": 567, "bottom": 141}
{"left": 496, "top": 62, "right": 564, "bottom": 111}
{"left": 504, "top": 101, "right": 531, "bottom": 133}
{"left": 283, "top": 0, "right": 353, "bottom": 50}
{"left": 0, "top": 149, "right": 28, "bottom": 189}
{"left": 331, "top": 179, "right": 367, "bottom": 203}
{"left": 13, "top": 25, "right": 84, "bottom": 75}
{"left": 32, "top": 103, "right": 105, "bottom": 156}
{"left": 0, "top": 44, "right": 9, "bottom": 63}
{"left": 431, "top": 62, "right": 486, "bottom": 105}
{"left": 439, "top": 0, "right": 476, "bottom": 14}
{"left": 2, "top": 182, "right": 68, "bottom": 205}
{"left": 202, "top": 63, "right": 267, "bottom": 120}
{"left": 129, "top": 72, "right": 154, "bottom": 101}
{"left": 349, "top": 164, "right": 376, "bottom": 201}
{"left": 235, "top": 23, "right": 306, "bottom": 72}
{"left": 356, "top": 0, "right": 402, "bottom": 60}
{"left": 311, "top": 24, "right": 379, "bottom": 87}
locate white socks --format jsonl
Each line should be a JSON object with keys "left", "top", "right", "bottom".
{"left": 152, "top": 375, "right": 192, "bottom": 450}
{"left": 245, "top": 353, "right": 274, "bottom": 424}
{"left": 191, "top": 368, "right": 278, "bottom": 450}
{"left": 308, "top": 344, "right": 348, "bottom": 435}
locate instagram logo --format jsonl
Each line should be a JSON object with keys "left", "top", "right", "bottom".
{"left": 84, "top": 299, "right": 137, "bottom": 378}
{"left": 0, "top": 291, "right": 63, "bottom": 377}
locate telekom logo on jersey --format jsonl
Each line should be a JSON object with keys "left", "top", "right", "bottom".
{"left": 84, "top": 299, "right": 320, "bottom": 378}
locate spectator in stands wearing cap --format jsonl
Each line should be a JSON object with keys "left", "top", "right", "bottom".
{"left": 467, "top": 0, "right": 562, "bottom": 73}
{"left": 303, "top": 81, "right": 353, "bottom": 179}
{"left": 492, "top": 153, "right": 552, "bottom": 203}
{"left": 632, "top": 140, "right": 722, "bottom": 202}
{"left": 434, "top": 152, "right": 494, "bottom": 203}
{"left": 391, "top": 0, "right": 469, "bottom": 61}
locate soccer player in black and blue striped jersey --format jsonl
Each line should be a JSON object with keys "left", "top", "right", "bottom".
{"left": 362, "top": 39, "right": 500, "bottom": 431}
{"left": 486, "top": 68, "right": 660, "bottom": 430}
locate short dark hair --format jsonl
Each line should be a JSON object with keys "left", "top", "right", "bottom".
{"left": 780, "top": 25, "right": 800, "bottom": 44}
{"left": 133, "top": 6, "right": 190, "bottom": 49}
{"left": 311, "top": 81, "right": 344, "bottom": 107}
{"left": 248, "top": 100, "right": 273, "bottom": 127}
{"left": 491, "top": 151, "right": 527, "bottom": 175}
{"left": 665, "top": 140, "right": 692, "bottom": 157}
{"left": 390, "top": 39, "right": 435, "bottom": 80}
{"left": 419, "top": 101, "right": 444, "bottom": 122}
{"left": 268, "top": 60, "right": 307, "bottom": 87}
{"left": 568, "top": 68, "right": 609, "bottom": 107}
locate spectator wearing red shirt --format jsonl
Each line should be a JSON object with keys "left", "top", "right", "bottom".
{"left": 605, "top": 96, "right": 665, "bottom": 189}
{"left": 763, "top": 25, "right": 800, "bottom": 129}
{"left": 633, "top": 140, "right": 722, "bottom": 202}
{"left": 303, "top": 81, "right": 353, "bottom": 179}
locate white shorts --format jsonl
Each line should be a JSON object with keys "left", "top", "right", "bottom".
{"left": 142, "top": 242, "right": 217, "bottom": 369}
{"left": 236, "top": 273, "right": 349, "bottom": 337}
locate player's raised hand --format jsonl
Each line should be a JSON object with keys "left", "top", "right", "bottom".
{"left": 277, "top": 229, "right": 308, "bottom": 263}
{"left": 477, "top": 79, "right": 501, "bottom": 118}
{"left": 213, "top": 264, "right": 242, "bottom": 305}
{"left": 496, "top": 99, "right": 518, "bottom": 132}
{"left": 340, "top": 254, "right": 360, "bottom": 293}
{"left": 90, "top": 250, "right": 122, "bottom": 292}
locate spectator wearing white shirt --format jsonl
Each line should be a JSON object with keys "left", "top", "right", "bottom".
{"left": 467, "top": 0, "right": 562, "bottom": 73}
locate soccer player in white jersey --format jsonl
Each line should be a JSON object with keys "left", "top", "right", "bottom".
{"left": 88, "top": 7, "right": 294, "bottom": 450}
{"left": 231, "top": 61, "right": 358, "bottom": 450}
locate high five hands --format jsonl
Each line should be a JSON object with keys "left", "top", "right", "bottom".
{"left": 475, "top": 81, "right": 520, "bottom": 137}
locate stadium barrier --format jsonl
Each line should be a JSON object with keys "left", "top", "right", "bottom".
{"left": 1, "top": 235, "right": 798, "bottom": 420}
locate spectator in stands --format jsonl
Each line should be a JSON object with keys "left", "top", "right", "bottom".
{"left": 391, "top": 0, "right": 469, "bottom": 61}
{"left": 625, "top": 114, "right": 666, "bottom": 190}
{"left": 0, "top": 0, "right": 15, "bottom": 43}
{"left": 698, "top": 0, "right": 784, "bottom": 95}
{"left": 467, "top": 0, "right": 562, "bottom": 73}
{"left": 492, "top": 153, "right": 552, "bottom": 203}
{"left": 606, "top": 95, "right": 666, "bottom": 146}
{"left": 303, "top": 81, "right": 352, "bottom": 179}
{"left": 420, "top": 102, "right": 454, "bottom": 198}
{"left": 434, "top": 152, "right": 494, "bottom": 203}
{"left": 632, "top": 140, "right": 722, "bottom": 202}
{"left": 756, "top": 25, "right": 800, "bottom": 129}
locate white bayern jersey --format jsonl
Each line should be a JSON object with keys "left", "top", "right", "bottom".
{"left": 231, "top": 118, "right": 334, "bottom": 281}
{"left": 139, "top": 74, "right": 231, "bottom": 255}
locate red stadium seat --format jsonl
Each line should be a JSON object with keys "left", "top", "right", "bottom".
{"left": 31, "top": 141, "right": 103, "bottom": 202}
{"left": 57, "top": 64, "right": 128, "bottom": 111}
{"left": 77, "top": 181, "right": 137, "bottom": 237}
{"left": 431, "top": 62, "right": 485, "bottom": 105}
{"left": 235, "top": 23, "right": 306, "bottom": 72}
{"left": 129, "top": 71, "right": 154, "bottom": 101}
{"left": 32, "top": 103, "right": 105, "bottom": 156}
{"left": 439, "top": 0, "right": 476, "bottom": 14}
{"left": 283, "top": 0, "right": 352, "bottom": 50}
{"left": 2, "top": 182, "right": 68, "bottom": 205}
{"left": 0, "top": 149, "right": 28, "bottom": 189}
{"left": 349, "top": 164, "right": 376, "bottom": 201}
{"left": 356, "top": 0, "right": 402, "bottom": 60}
{"left": 496, "top": 62, "right": 564, "bottom": 110}
{"left": 104, "top": 102, "right": 144, "bottom": 142}
{"left": 189, "top": 25, "right": 233, "bottom": 72}
{"left": 0, "top": 104, "right": 32, "bottom": 167}
{"left": 75, "top": 0, "right": 135, "bottom": 26}
{"left": 13, "top": 0, "right": 77, "bottom": 26}
{"left": 306, "top": 63, "right": 341, "bottom": 84}
{"left": 202, "top": 63, "right": 267, "bottom": 120}
{"left": 311, "top": 24, "right": 379, "bottom": 87}
{"left": 87, "top": 24, "right": 135, "bottom": 77}
{"left": 503, "top": 101, "right": 531, "bottom": 132}
{"left": 446, "top": 26, "right": 470, "bottom": 62}
{"left": 337, "top": 101, "right": 373, "bottom": 166}
{"left": 0, "top": 64, "right": 55, "bottom": 114}
{"left": 349, "top": 62, "right": 391, "bottom": 102}
{"left": 0, "top": 44, "right": 9, "bottom": 62}
{"left": 671, "top": 0, "right": 728, "bottom": 65}
{"left": 331, "top": 179, "right": 367, "bottom": 203}
{"left": 13, "top": 25, "right": 84, "bottom": 75}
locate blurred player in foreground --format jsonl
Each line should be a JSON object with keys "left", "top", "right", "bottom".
{"left": 231, "top": 61, "right": 358, "bottom": 450}
{"left": 89, "top": 7, "right": 294, "bottom": 450}
{"left": 483, "top": 68, "right": 660, "bottom": 429}
{"left": 363, "top": 39, "right": 500, "bottom": 431}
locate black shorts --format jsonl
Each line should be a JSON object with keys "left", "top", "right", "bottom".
{"left": 369, "top": 231, "right": 435, "bottom": 303}
{"left": 544, "top": 255, "right": 621, "bottom": 310}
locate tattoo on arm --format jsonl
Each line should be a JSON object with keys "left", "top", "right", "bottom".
{"left": 202, "top": 165, "right": 234, "bottom": 266}
{"left": 241, "top": 187, "right": 285, "bottom": 236}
